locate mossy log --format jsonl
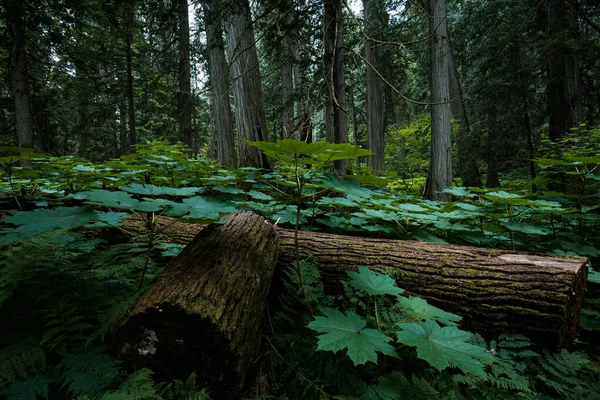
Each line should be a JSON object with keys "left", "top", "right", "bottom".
{"left": 123, "top": 214, "right": 588, "bottom": 346}
{"left": 276, "top": 229, "right": 588, "bottom": 347}
{"left": 114, "top": 211, "right": 279, "bottom": 396}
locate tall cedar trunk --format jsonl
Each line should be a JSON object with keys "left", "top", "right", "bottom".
{"left": 547, "top": 0, "right": 581, "bottom": 142}
{"left": 293, "top": 15, "right": 312, "bottom": 144}
{"left": 425, "top": 0, "right": 452, "bottom": 201}
{"left": 364, "top": 0, "right": 385, "bottom": 172}
{"left": 204, "top": 0, "right": 236, "bottom": 167}
{"left": 125, "top": 5, "right": 136, "bottom": 154}
{"left": 123, "top": 214, "right": 588, "bottom": 347}
{"left": 178, "top": 0, "right": 194, "bottom": 150}
{"left": 224, "top": 0, "right": 271, "bottom": 169}
{"left": 447, "top": 31, "right": 482, "bottom": 187}
{"left": 115, "top": 212, "right": 279, "bottom": 396}
{"left": 75, "top": 67, "right": 89, "bottom": 157}
{"left": 5, "top": 0, "right": 34, "bottom": 150}
{"left": 323, "top": 0, "right": 348, "bottom": 173}
{"left": 281, "top": 0, "right": 294, "bottom": 139}
{"left": 486, "top": 106, "right": 501, "bottom": 188}
{"left": 517, "top": 50, "right": 538, "bottom": 193}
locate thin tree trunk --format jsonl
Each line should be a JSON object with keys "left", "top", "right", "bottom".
{"left": 281, "top": 0, "right": 294, "bottom": 139}
{"left": 125, "top": 36, "right": 136, "bottom": 152}
{"left": 204, "top": 0, "right": 236, "bottom": 167}
{"left": 178, "top": 0, "right": 194, "bottom": 150}
{"left": 292, "top": 16, "right": 311, "bottom": 144}
{"left": 447, "top": 31, "right": 481, "bottom": 187}
{"left": 323, "top": 0, "right": 348, "bottom": 173}
{"left": 5, "top": 0, "right": 34, "bottom": 150}
{"left": 364, "top": 0, "right": 385, "bottom": 172}
{"left": 486, "top": 106, "right": 501, "bottom": 188}
{"left": 547, "top": 0, "right": 581, "bottom": 141}
{"left": 425, "top": 0, "right": 452, "bottom": 201}
{"left": 224, "top": 0, "right": 271, "bottom": 169}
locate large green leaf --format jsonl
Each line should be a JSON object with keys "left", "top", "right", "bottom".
{"left": 4, "top": 206, "right": 98, "bottom": 233}
{"left": 398, "top": 296, "right": 461, "bottom": 326}
{"left": 347, "top": 267, "right": 404, "bottom": 296}
{"left": 72, "top": 190, "right": 139, "bottom": 209}
{"left": 122, "top": 183, "right": 202, "bottom": 197}
{"left": 396, "top": 320, "right": 494, "bottom": 377}
{"left": 165, "top": 196, "right": 237, "bottom": 222}
{"left": 308, "top": 308, "right": 397, "bottom": 366}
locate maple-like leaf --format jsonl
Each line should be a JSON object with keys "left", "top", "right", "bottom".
{"left": 308, "top": 308, "right": 397, "bottom": 366}
{"left": 396, "top": 320, "right": 494, "bottom": 377}
{"left": 347, "top": 267, "right": 404, "bottom": 297}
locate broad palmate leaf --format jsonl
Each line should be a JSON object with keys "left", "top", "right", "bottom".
{"left": 348, "top": 267, "right": 404, "bottom": 296}
{"left": 397, "top": 320, "right": 494, "bottom": 377}
{"left": 398, "top": 296, "right": 461, "bottom": 326}
{"left": 308, "top": 308, "right": 397, "bottom": 365}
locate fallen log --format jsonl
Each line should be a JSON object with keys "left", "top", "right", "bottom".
{"left": 276, "top": 229, "right": 588, "bottom": 347}
{"left": 114, "top": 212, "right": 279, "bottom": 397}
{"left": 122, "top": 214, "right": 588, "bottom": 346}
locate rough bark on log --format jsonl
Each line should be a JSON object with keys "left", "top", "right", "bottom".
{"left": 114, "top": 212, "right": 279, "bottom": 396}
{"left": 276, "top": 229, "right": 587, "bottom": 347}
{"left": 123, "top": 215, "right": 588, "bottom": 347}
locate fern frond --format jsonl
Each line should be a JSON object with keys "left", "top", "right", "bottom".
{"left": 100, "top": 369, "right": 157, "bottom": 400}
{"left": 0, "top": 339, "right": 46, "bottom": 388}
{"left": 0, "top": 373, "right": 50, "bottom": 400}
{"left": 58, "top": 346, "right": 120, "bottom": 399}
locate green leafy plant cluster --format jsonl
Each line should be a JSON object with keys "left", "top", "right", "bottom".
{"left": 264, "top": 264, "right": 600, "bottom": 400}
{"left": 0, "top": 139, "right": 599, "bottom": 398}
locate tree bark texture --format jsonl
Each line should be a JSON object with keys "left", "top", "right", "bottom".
{"left": 125, "top": 36, "right": 137, "bottom": 153}
{"left": 486, "top": 106, "right": 501, "bottom": 188}
{"left": 204, "top": 0, "right": 236, "bottom": 167}
{"left": 281, "top": 0, "right": 295, "bottom": 139}
{"left": 224, "top": 0, "right": 271, "bottom": 169}
{"left": 115, "top": 212, "right": 279, "bottom": 395}
{"left": 178, "top": 0, "right": 194, "bottom": 149}
{"left": 547, "top": 0, "right": 581, "bottom": 142}
{"left": 123, "top": 215, "right": 588, "bottom": 347}
{"left": 364, "top": 0, "right": 385, "bottom": 173}
{"left": 5, "top": 0, "right": 34, "bottom": 150}
{"left": 277, "top": 229, "right": 587, "bottom": 347}
{"left": 323, "top": 0, "right": 349, "bottom": 173}
{"left": 447, "top": 32, "right": 482, "bottom": 187}
{"left": 425, "top": 0, "right": 452, "bottom": 201}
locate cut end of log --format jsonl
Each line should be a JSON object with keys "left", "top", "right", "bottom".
{"left": 115, "top": 304, "right": 240, "bottom": 397}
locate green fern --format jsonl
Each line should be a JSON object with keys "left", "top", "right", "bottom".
{"left": 100, "top": 369, "right": 157, "bottom": 400}
{"left": 58, "top": 346, "right": 120, "bottom": 399}
{"left": 0, "top": 338, "right": 46, "bottom": 388}
{"left": 0, "top": 373, "right": 50, "bottom": 400}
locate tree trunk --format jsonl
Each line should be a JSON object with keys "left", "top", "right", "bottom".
{"left": 204, "top": 0, "right": 236, "bottom": 167}
{"left": 486, "top": 106, "right": 501, "bottom": 188}
{"left": 5, "top": 0, "right": 34, "bottom": 150}
{"left": 115, "top": 212, "right": 279, "bottom": 396}
{"left": 281, "top": 0, "right": 295, "bottom": 139}
{"left": 323, "top": 0, "right": 348, "bottom": 173}
{"left": 364, "top": 0, "right": 385, "bottom": 173}
{"left": 178, "top": 0, "right": 194, "bottom": 150}
{"left": 125, "top": 34, "right": 136, "bottom": 152}
{"left": 447, "top": 31, "right": 481, "bottom": 187}
{"left": 293, "top": 18, "right": 312, "bottom": 144}
{"left": 547, "top": 0, "right": 581, "bottom": 142}
{"left": 123, "top": 215, "right": 588, "bottom": 347}
{"left": 223, "top": 0, "right": 271, "bottom": 169}
{"left": 425, "top": 0, "right": 452, "bottom": 201}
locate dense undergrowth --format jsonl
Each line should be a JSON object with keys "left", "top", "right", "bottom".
{"left": 0, "top": 139, "right": 599, "bottom": 399}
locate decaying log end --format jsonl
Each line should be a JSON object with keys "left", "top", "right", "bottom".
{"left": 114, "top": 211, "right": 279, "bottom": 397}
